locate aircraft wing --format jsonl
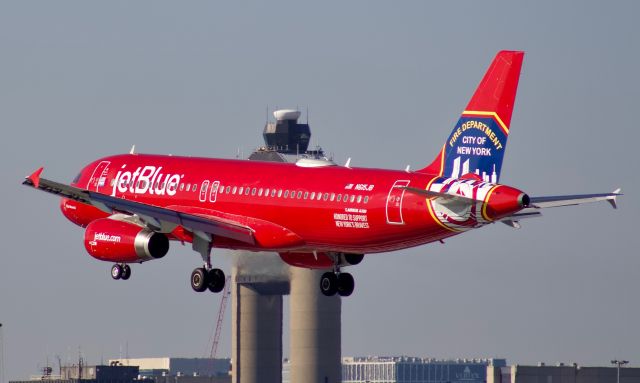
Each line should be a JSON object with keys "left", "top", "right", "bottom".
{"left": 499, "top": 189, "right": 621, "bottom": 228}
{"left": 529, "top": 189, "right": 621, "bottom": 209}
{"left": 22, "top": 167, "right": 256, "bottom": 245}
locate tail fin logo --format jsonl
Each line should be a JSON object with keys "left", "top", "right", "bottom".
{"left": 443, "top": 113, "right": 508, "bottom": 182}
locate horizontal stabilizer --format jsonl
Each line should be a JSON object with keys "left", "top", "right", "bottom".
{"left": 499, "top": 208, "right": 543, "bottom": 228}
{"left": 401, "top": 186, "right": 476, "bottom": 204}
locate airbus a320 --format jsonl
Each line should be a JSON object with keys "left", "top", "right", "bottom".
{"left": 23, "top": 51, "right": 621, "bottom": 297}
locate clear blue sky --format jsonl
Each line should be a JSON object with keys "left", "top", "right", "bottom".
{"left": 1, "top": 1, "right": 638, "bottom": 379}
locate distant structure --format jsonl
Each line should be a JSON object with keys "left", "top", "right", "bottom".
{"left": 338, "top": 357, "right": 506, "bottom": 383}
{"left": 260, "top": 109, "right": 311, "bottom": 155}
{"left": 488, "top": 363, "right": 640, "bottom": 383}
{"left": 9, "top": 363, "right": 138, "bottom": 383}
{"left": 231, "top": 109, "right": 341, "bottom": 383}
{"left": 108, "top": 357, "right": 230, "bottom": 378}
{"left": 249, "top": 109, "right": 331, "bottom": 164}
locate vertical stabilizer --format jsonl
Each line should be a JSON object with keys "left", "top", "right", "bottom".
{"left": 419, "top": 51, "right": 524, "bottom": 183}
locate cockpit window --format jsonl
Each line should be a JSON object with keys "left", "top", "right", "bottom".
{"left": 72, "top": 172, "right": 82, "bottom": 183}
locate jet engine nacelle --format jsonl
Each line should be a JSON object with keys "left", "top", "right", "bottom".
{"left": 84, "top": 218, "right": 169, "bottom": 263}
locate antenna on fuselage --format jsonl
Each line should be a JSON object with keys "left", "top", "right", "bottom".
{"left": 129, "top": 145, "right": 136, "bottom": 155}
{"left": 345, "top": 157, "right": 352, "bottom": 168}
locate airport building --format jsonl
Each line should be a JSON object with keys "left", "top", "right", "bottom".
{"left": 287, "top": 356, "right": 506, "bottom": 383}
{"left": 488, "top": 364, "right": 640, "bottom": 383}
{"left": 338, "top": 356, "right": 506, "bottom": 383}
{"left": 108, "top": 358, "right": 230, "bottom": 378}
{"left": 10, "top": 363, "right": 139, "bottom": 383}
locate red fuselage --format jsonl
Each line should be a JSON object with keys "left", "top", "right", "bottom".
{"left": 61, "top": 154, "right": 526, "bottom": 255}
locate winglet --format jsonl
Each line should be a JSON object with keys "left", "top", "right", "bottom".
{"left": 25, "top": 167, "right": 44, "bottom": 188}
{"left": 607, "top": 188, "right": 622, "bottom": 209}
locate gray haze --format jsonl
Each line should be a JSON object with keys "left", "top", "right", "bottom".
{"left": 1, "top": 0, "right": 639, "bottom": 379}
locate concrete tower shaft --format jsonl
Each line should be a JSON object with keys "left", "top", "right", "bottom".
{"left": 289, "top": 268, "right": 341, "bottom": 383}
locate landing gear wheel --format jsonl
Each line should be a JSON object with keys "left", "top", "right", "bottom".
{"left": 191, "top": 268, "right": 209, "bottom": 292}
{"left": 320, "top": 272, "right": 338, "bottom": 296}
{"left": 121, "top": 265, "right": 131, "bottom": 280}
{"left": 111, "top": 264, "right": 123, "bottom": 280}
{"left": 207, "top": 268, "right": 226, "bottom": 293}
{"left": 337, "top": 272, "right": 355, "bottom": 297}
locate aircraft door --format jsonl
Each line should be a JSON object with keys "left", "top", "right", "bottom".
{"left": 199, "top": 180, "right": 210, "bottom": 202}
{"left": 87, "top": 161, "right": 111, "bottom": 191}
{"left": 386, "top": 180, "right": 410, "bottom": 224}
{"left": 209, "top": 181, "right": 220, "bottom": 203}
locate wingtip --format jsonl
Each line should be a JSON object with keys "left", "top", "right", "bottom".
{"left": 25, "top": 167, "right": 44, "bottom": 188}
{"left": 607, "top": 188, "right": 622, "bottom": 209}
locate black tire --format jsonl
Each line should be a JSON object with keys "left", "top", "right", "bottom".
{"left": 191, "top": 268, "right": 208, "bottom": 292}
{"left": 319, "top": 272, "right": 338, "bottom": 296}
{"left": 344, "top": 253, "right": 364, "bottom": 265}
{"left": 121, "top": 265, "right": 131, "bottom": 280}
{"left": 111, "top": 264, "right": 123, "bottom": 280}
{"left": 208, "top": 268, "right": 226, "bottom": 293}
{"left": 337, "top": 272, "right": 355, "bottom": 297}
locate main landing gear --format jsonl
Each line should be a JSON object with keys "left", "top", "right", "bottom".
{"left": 320, "top": 271, "right": 355, "bottom": 297}
{"left": 190, "top": 231, "right": 226, "bottom": 294}
{"left": 191, "top": 267, "right": 226, "bottom": 293}
{"left": 111, "top": 264, "right": 131, "bottom": 280}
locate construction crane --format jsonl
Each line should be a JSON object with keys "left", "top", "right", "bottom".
{"left": 210, "top": 276, "right": 231, "bottom": 359}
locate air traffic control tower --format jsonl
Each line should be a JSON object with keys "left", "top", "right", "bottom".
{"left": 231, "top": 109, "right": 341, "bottom": 383}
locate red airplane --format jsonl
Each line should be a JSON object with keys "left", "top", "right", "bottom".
{"left": 23, "top": 51, "right": 620, "bottom": 297}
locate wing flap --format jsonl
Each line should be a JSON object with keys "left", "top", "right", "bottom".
{"left": 23, "top": 170, "right": 256, "bottom": 245}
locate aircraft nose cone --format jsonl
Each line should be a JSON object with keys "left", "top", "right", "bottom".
{"left": 483, "top": 185, "right": 528, "bottom": 221}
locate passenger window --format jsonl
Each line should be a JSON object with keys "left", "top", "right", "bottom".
{"left": 304, "top": 192, "right": 309, "bottom": 199}
{"left": 264, "top": 188, "right": 269, "bottom": 196}
{"left": 232, "top": 186, "right": 237, "bottom": 194}
{"left": 277, "top": 189, "right": 282, "bottom": 197}
{"left": 297, "top": 191, "right": 302, "bottom": 199}
{"left": 218, "top": 185, "right": 224, "bottom": 194}
{"left": 226, "top": 186, "right": 231, "bottom": 193}
{"left": 251, "top": 188, "right": 257, "bottom": 196}
{"left": 192, "top": 184, "right": 197, "bottom": 192}
{"left": 238, "top": 187, "right": 244, "bottom": 195}
{"left": 357, "top": 195, "right": 362, "bottom": 203}
{"left": 323, "top": 193, "right": 329, "bottom": 201}
{"left": 284, "top": 190, "right": 289, "bottom": 198}
{"left": 364, "top": 196, "right": 369, "bottom": 203}
{"left": 337, "top": 194, "right": 342, "bottom": 202}
{"left": 317, "top": 193, "right": 322, "bottom": 201}
{"left": 179, "top": 183, "right": 184, "bottom": 191}
{"left": 350, "top": 195, "right": 355, "bottom": 203}
{"left": 310, "top": 192, "right": 315, "bottom": 200}
{"left": 330, "top": 193, "right": 335, "bottom": 201}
